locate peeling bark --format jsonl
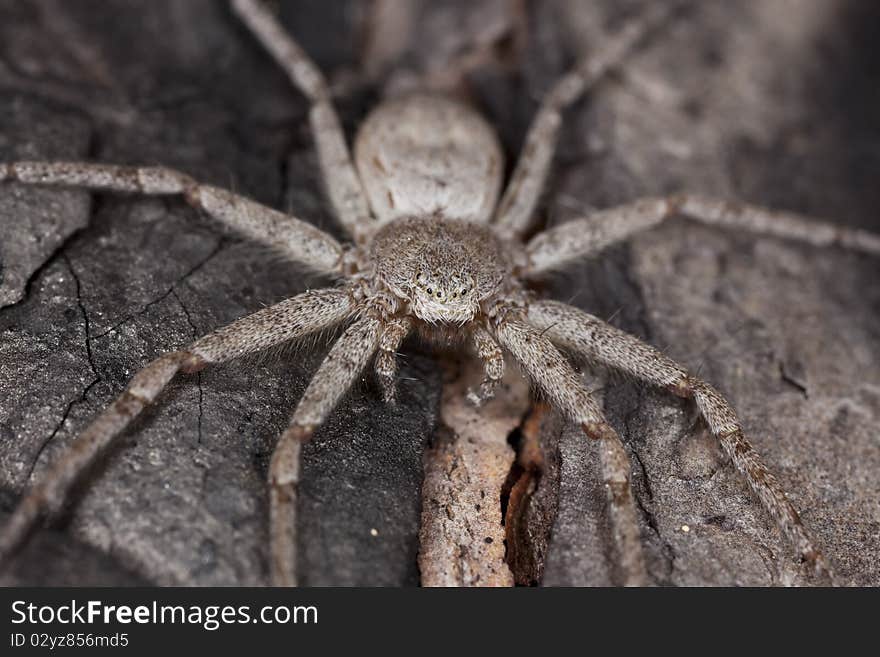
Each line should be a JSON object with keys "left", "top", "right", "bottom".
{"left": 418, "top": 358, "right": 526, "bottom": 587}
{"left": 0, "top": 0, "right": 878, "bottom": 586}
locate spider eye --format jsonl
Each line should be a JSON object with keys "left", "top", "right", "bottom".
{"left": 460, "top": 288, "right": 468, "bottom": 296}
{"left": 426, "top": 287, "right": 433, "bottom": 294}
{"left": 436, "top": 291, "right": 443, "bottom": 299}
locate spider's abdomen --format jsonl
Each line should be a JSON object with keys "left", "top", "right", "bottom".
{"left": 354, "top": 93, "right": 503, "bottom": 226}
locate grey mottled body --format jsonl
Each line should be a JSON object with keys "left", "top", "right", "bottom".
{"left": 2, "top": 0, "right": 878, "bottom": 586}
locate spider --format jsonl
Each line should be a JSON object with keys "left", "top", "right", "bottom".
{"left": 1, "top": 0, "right": 878, "bottom": 587}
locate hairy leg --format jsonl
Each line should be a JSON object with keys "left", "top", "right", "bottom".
{"left": 375, "top": 316, "right": 412, "bottom": 403}
{"left": 526, "top": 195, "right": 880, "bottom": 274}
{"left": 231, "top": 0, "right": 372, "bottom": 241}
{"left": 492, "top": 4, "right": 679, "bottom": 241}
{"left": 0, "top": 287, "right": 355, "bottom": 567}
{"left": 494, "top": 315, "right": 648, "bottom": 585}
{"left": 467, "top": 325, "right": 505, "bottom": 406}
{"left": 0, "top": 161, "right": 343, "bottom": 274}
{"left": 269, "top": 315, "right": 382, "bottom": 586}
{"left": 527, "top": 299, "right": 833, "bottom": 581}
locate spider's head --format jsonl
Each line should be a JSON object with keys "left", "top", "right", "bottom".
{"left": 411, "top": 269, "right": 478, "bottom": 324}
{"left": 371, "top": 217, "right": 507, "bottom": 325}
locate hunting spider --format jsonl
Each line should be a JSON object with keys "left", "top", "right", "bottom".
{"left": 1, "top": 0, "right": 878, "bottom": 586}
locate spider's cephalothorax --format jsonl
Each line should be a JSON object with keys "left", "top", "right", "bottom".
{"left": 367, "top": 216, "right": 512, "bottom": 325}
{"left": 2, "top": 0, "right": 879, "bottom": 587}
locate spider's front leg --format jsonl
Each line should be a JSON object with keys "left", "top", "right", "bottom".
{"left": 0, "top": 287, "right": 356, "bottom": 570}
{"left": 493, "top": 311, "right": 649, "bottom": 586}
{"left": 527, "top": 300, "right": 834, "bottom": 582}
{"left": 269, "top": 313, "right": 384, "bottom": 586}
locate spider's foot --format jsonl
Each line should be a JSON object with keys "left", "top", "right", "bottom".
{"left": 0, "top": 489, "right": 46, "bottom": 569}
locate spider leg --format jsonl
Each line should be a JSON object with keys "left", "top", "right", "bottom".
{"left": 269, "top": 315, "right": 382, "bottom": 586}
{"left": 0, "top": 161, "right": 343, "bottom": 275}
{"left": 526, "top": 195, "right": 880, "bottom": 275}
{"left": 467, "top": 324, "right": 505, "bottom": 406}
{"left": 492, "top": 3, "right": 680, "bottom": 241}
{"left": 494, "top": 315, "right": 648, "bottom": 586}
{"left": 375, "top": 316, "right": 412, "bottom": 403}
{"left": 231, "top": 0, "right": 372, "bottom": 241}
{"left": 527, "top": 299, "right": 834, "bottom": 582}
{"left": 0, "top": 287, "right": 355, "bottom": 569}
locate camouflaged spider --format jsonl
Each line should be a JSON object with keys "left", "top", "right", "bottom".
{"left": 1, "top": 0, "right": 878, "bottom": 586}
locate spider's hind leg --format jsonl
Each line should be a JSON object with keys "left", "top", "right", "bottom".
{"left": 492, "top": 3, "right": 682, "bottom": 241}
{"left": 231, "top": 0, "right": 373, "bottom": 241}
